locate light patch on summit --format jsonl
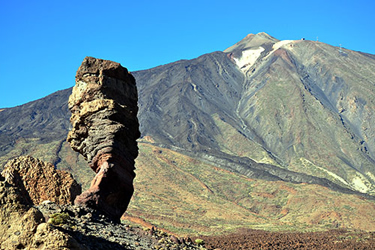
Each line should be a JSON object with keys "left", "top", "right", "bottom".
{"left": 272, "top": 40, "right": 294, "bottom": 50}
{"left": 264, "top": 40, "right": 295, "bottom": 60}
{"left": 234, "top": 47, "right": 265, "bottom": 72}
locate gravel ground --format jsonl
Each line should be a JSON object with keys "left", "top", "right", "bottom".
{"left": 196, "top": 228, "right": 375, "bottom": 250}
{"left": 37, "top": 201, "right": 204, "bottom": 250}
{"left": 37, "top": 202, "right": 375, "bottom": 249}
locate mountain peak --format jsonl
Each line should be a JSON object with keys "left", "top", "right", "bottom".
{"left": 224, "top": 32, "right": 279, "bottom": 53}
{"left": 254, "top": 32, "right": 276, "bottom": 40}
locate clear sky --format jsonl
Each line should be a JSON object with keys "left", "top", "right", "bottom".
{"left": 1, "top": 0, "right": 374, "bottom": 108}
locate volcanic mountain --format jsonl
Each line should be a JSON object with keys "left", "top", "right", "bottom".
{"left": 1, "top": 32, "right": 375, "bottom": 234}
{"left": 135, "top": 32, "right": 375, "bottom": 195}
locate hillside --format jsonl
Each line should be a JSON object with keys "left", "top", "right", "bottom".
{"left": 125, "top": 143, "right": 375, "bottom": 235}
{"left": 1, "top": 32, "right": 375, "bottom": 235}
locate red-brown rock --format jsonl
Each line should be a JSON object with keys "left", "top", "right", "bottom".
{"left": 67, "top": 56, "right": 140, "bottom": 221}
{"left": 2, "top": 155, "right": 81, "bottom": 205}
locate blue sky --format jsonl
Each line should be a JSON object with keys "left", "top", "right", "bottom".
{"left": 1, "top": 0, "right": 374, "bottom": 108}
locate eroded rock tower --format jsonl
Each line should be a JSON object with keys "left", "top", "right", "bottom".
{"left": 67, "top": 56, "right": 140, "bottom": 221}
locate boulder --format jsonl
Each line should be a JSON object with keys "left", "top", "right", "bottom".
{"left": 0, "top": 158, "right": 85, "bottom": 250}
{"left": 2, "top": 155, "right": 81, "bottom": 205}
{"left": 67, "top": 56, "right": 140, "bottom": 221}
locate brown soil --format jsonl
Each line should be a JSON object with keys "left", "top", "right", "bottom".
{"left": 195, "top": 229, "right": 375, "bottom": 250}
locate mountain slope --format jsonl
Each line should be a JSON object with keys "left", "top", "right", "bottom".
{"left": 133, "top": 33, "right": 375, "bottom": 194}
{"left": 0, "top": 89, "right": 92, "bottom": 187}
{"left": 227, "top": 34, "right": 375, "bottom": 193}
{"left": 125, "top": 143, "right": 375, "bottom": 235}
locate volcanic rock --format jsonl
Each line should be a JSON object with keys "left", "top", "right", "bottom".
{"left": 67, "top": 56, "right": 140, "bottom": 221}
{"left": 0, "top": 179, "right": 43, "bottom": 249}
{"left": 2, "top": 155, "right": 81, "bottom": 205}
{"left": 1, "top": 157, "right": 192, "bottom": 250}
{"left": 0, "top": 157, "right": 83, "bottom": 250}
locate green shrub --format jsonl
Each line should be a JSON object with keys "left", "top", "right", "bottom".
{"left": 48, "top": 213, "right": 70, "bottom": 225}
{"left": 195, "top": 239, "right": 204, "bottom": 246}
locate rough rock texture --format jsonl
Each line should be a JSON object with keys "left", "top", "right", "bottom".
{"left": 35, "top": 202, "right": 202, "bottom": 250}
{"left": 0, "top": 160, "right": 82, "bottom": 250}
{"left": 67, "top": 57, "right": 140, "bottom": 221}
{"left": 0, "top": 157, "right": 200, "bottom": 250}
{"left": 2, "top": 155, "right": 81, "bottom": 205}
{"left": 0, "top": 175, "right": 42, "bottom": 249}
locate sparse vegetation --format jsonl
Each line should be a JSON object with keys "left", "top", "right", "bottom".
{"left": 121, "top": 143, "right": 375, "bottom": 236}
{"left": 194, "top": 239, "right": 204, "bottom": 246}
{"left": 48, "top": 212, "right": 70, "bottom": 225}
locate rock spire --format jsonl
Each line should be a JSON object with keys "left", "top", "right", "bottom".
{"left": 67, "top": 56, "right": 140, "bottom": 221}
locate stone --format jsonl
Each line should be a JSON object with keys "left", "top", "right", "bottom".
{"left": 0, "top": 172, "right": 86, "bottom": 250}
{"left": 2, "top": 155, "right": 81, "bottom": 205}
{"left": 67, "top": 56, "right": 140, "bottom": 221}
{"left": 0, "top": 175, "right": 40, "bottom": 249}
{"left": 29, "top": 223, "right": 86, "bottom": 250}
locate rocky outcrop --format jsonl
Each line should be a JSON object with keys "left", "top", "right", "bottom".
{"left": 0, "top": 175, "right": 40, "bottom": 249}
{"left": 1, "top": 156, "right": 199, "bottom": 250}
{"left": 67, "top": 57, "right": 140, "bottom": 221}
{"left": 2, "top": 155, "right": 81, "bottom": 205}
{"left": 0, "top": 157, "right": 83, "bottom": 250}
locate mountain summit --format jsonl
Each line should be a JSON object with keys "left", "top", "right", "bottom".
{"left": 224, "top": 32, "right": 279, "bottom": 53}
{"left": 225, "top": 32, "right": 293, "bottom": 72}
{"left": 1, "top": 33, "right": 375, "bottom": 234}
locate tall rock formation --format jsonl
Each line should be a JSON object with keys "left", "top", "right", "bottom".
{"left": 67, "top": 57, "right": 140, "bottom": 221}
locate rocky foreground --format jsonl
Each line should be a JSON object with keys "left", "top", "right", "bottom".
{"left": 0, "top": 156, "right": 203, "bottom": 250}
{"left": 35, "top": 202, "right": 205, "bottom": 250}
{"left": 1, "top": 156, "right": 375, "bottom": 249}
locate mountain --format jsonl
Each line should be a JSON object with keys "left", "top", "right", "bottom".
{"left": 135, "top": 32, "right": 375, "bottom": 195}
{"left": 1, "top": 32, "right": 375, "bottom": 234}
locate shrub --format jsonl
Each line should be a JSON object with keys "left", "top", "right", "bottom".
{"left": 48, "top": 213, "right": 70, "bottom": 225}
{"left": 195, "top": 239, "right": 204, "bottom": 246}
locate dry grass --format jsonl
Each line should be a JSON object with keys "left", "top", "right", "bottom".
{"left": 123, "top": 143, "right": 375, "bottom": 236}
